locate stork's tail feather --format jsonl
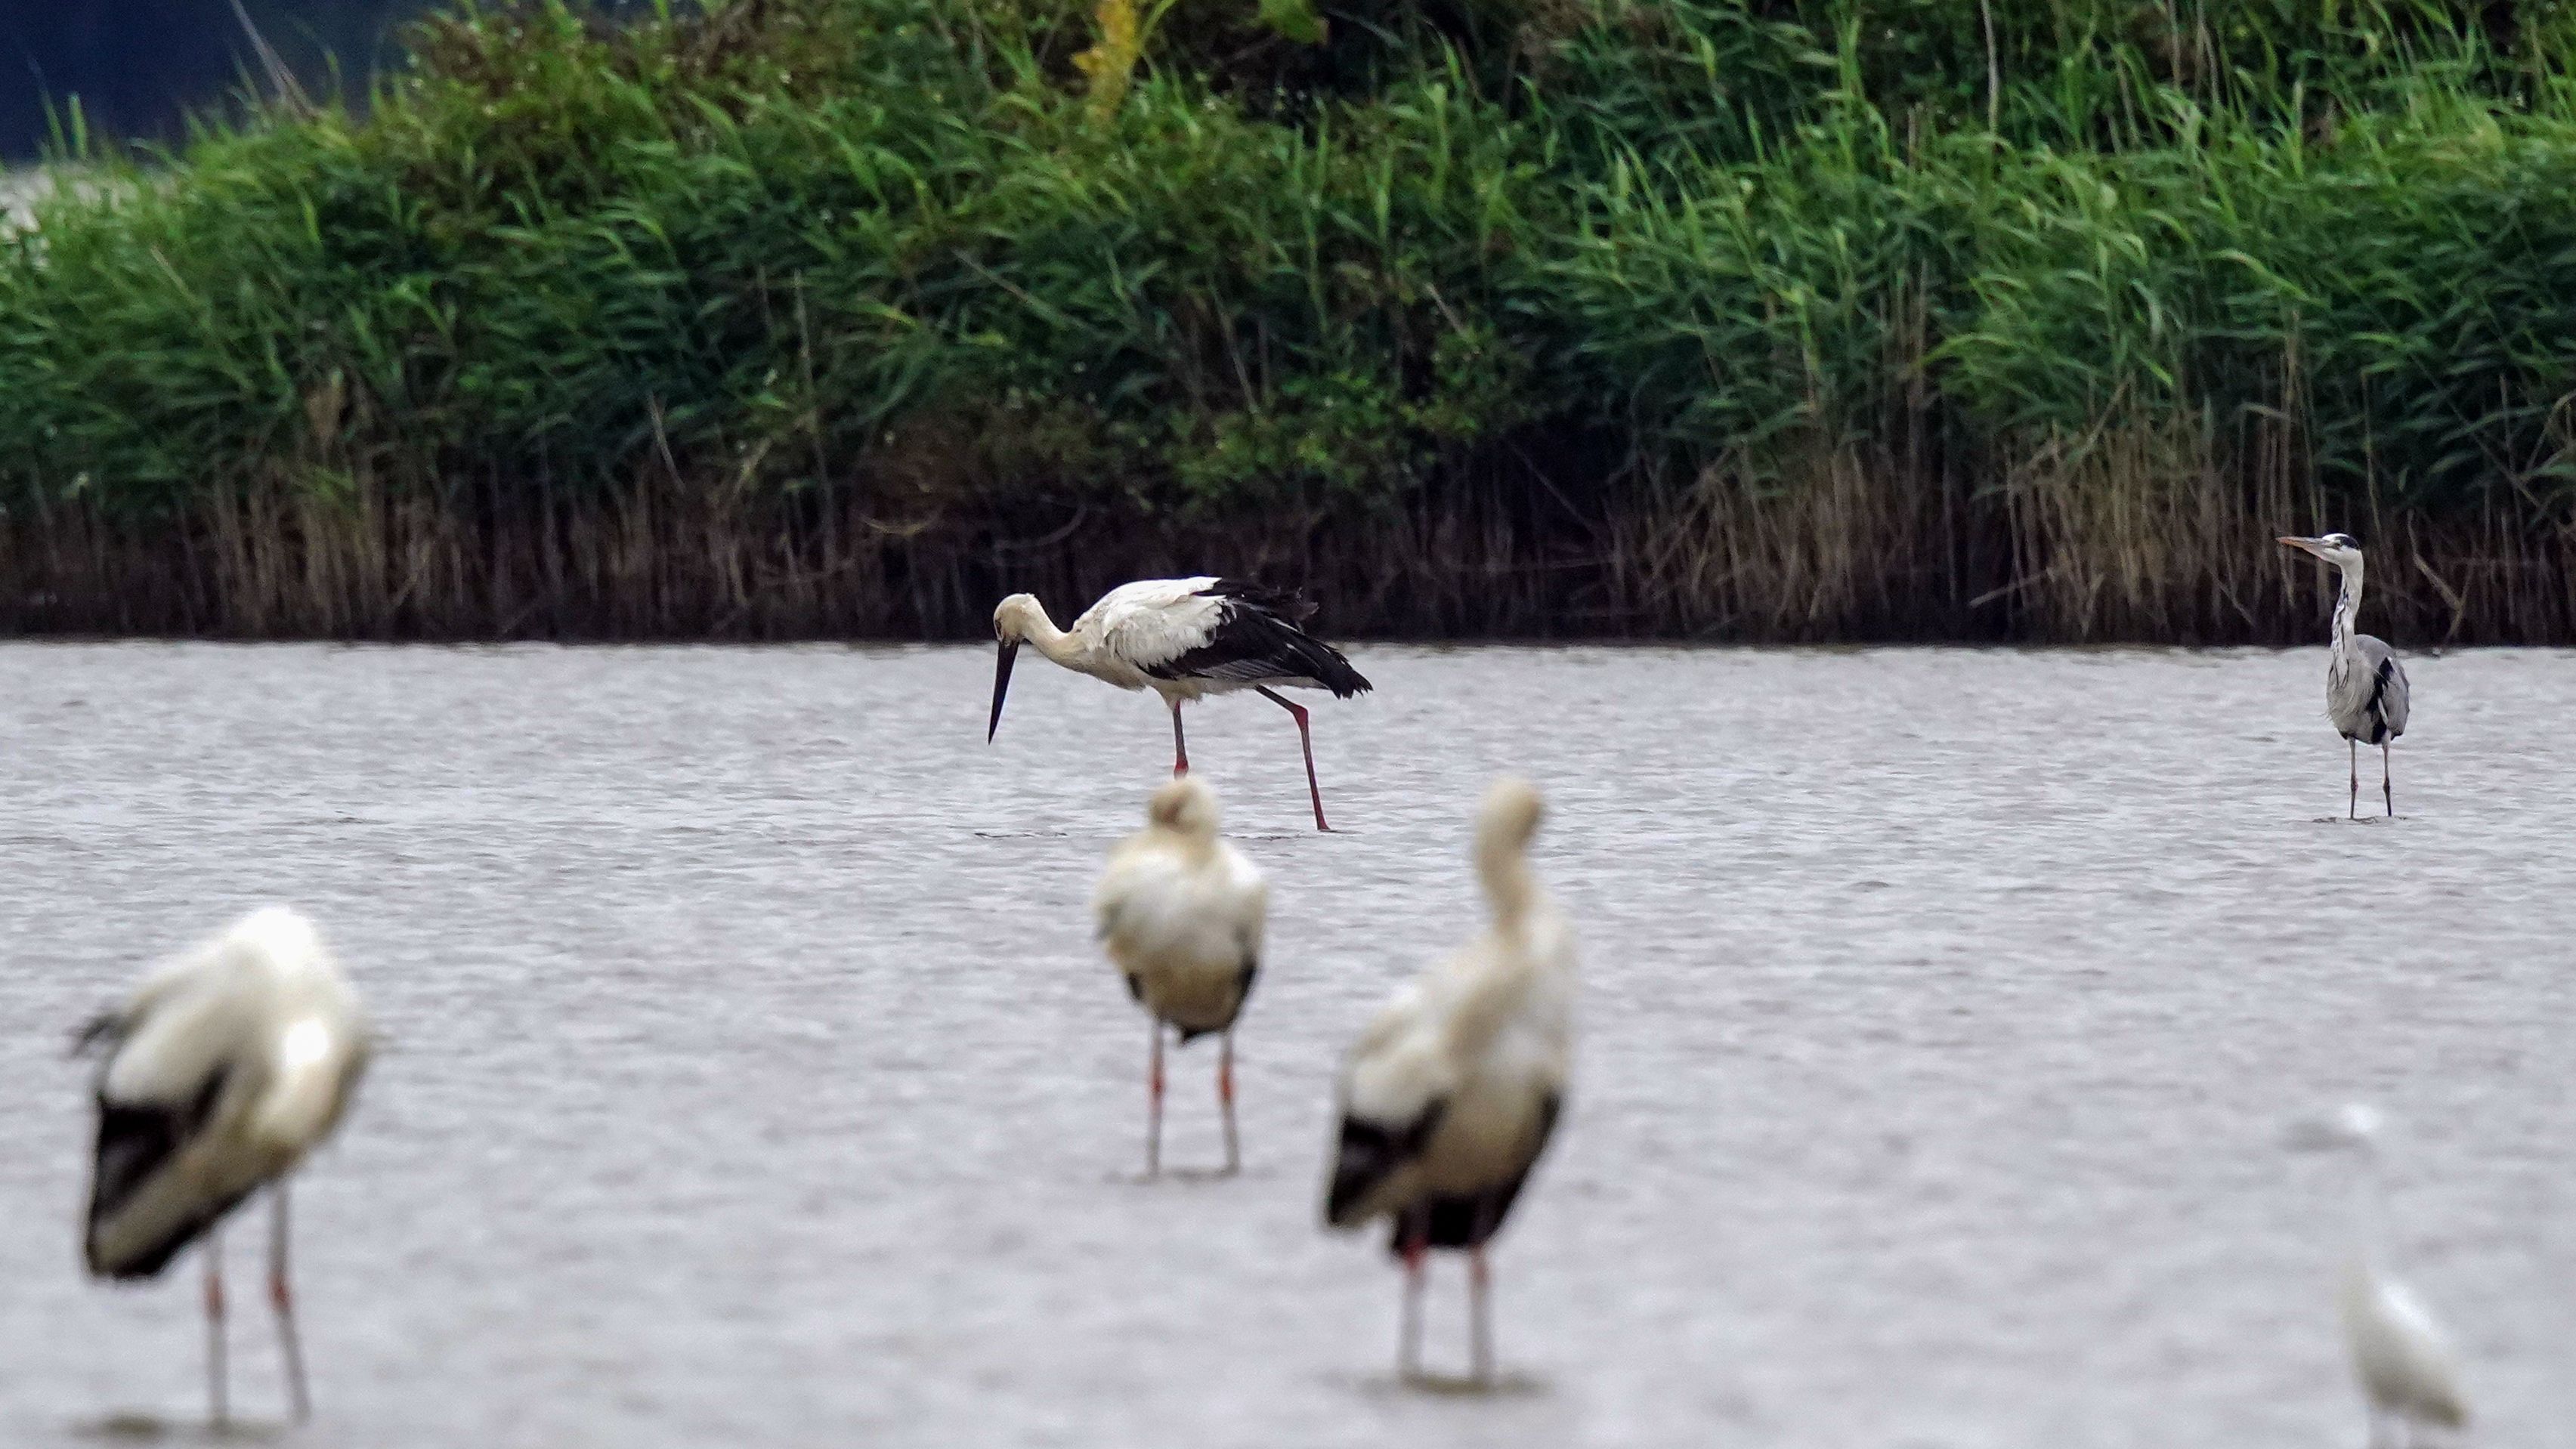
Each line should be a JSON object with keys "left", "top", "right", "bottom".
{"left": 1474, "top": 777, "right": 1543, "bottom": 930}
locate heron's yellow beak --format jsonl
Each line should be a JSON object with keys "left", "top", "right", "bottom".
{"left": 2278, "top": 535, "right": 2324, "bottom": 558}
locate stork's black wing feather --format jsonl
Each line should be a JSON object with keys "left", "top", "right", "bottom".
{"left": 1325, "top": 1098, "right": 1446, "bottom": 1228}
{"left": 85, "top": 1067, "right": 238, "bottom": 1279}
{"left": 1412, "top": 1091, "right": 1561, "bottom": 1252}
{"left": 1145, "top": 582, "right": 1372, "bottom": 697}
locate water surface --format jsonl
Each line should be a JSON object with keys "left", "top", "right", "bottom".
{"left": 0, "top": 643, "right": 2566, "bottom": 1447}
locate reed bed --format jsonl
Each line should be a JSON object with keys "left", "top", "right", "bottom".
{"left": 3, "top": 0, "right": 2575, "bottom": 642}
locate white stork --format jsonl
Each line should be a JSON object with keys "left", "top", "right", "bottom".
{"left": 987, "top": 577, "right": 1372, "bottom": 831}
{"left": 1093, "top": 775, "right": 1268, "bottom": 1176}
{"left": 1323, "top": 777, "right": 1573, "bottom": 1383}
{"left": 2285, "top": 1104, "right": 2471, "bottom": 1446}
{"left": 75, "top": 906, "right": 371, "bottom": 1426}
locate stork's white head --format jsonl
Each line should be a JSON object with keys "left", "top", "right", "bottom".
{"left": 2284, "top": 1101, "right": 2384, "bottom": 1154}
{"left": 2280, "top": 532, "right": 2365, "bottom": 569}
{"left": 992, "top": 593, "right": 1045, "bottom": 644}
{"left": 988, "top": 594, "right": 1048, "bottom": 743}
{"left": 1146, "top": 775, "right": 1221, "bottom": 839}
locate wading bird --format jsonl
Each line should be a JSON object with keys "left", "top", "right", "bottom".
{"left": 2280, "top": 533, "right": 2412, "bottom": 818}
{"left": 1095, "top": 776, "right": 1268, "bottom": 1176}
{"left": 988, "top": 578, "right": 1372, "bottom": 831}
{"left": 76, "top": 907, "right": 371, "bottom": 1427}
{"left": 1324, "top": 777, "right": 1573, "bottom": 1384}
{"left": 2284, "top": 1104, "right": 2469, "bottom": 1447}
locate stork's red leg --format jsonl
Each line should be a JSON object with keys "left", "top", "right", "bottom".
{"left": 203, "top": 1224, "right": 230, "bottom": 1427}
{"left": 1398, "top": 1228, "right": 1427, "bottom": 1379}
{"left": 1254, "top": 686, "right": 1332, "bottom": 831}
{"left": 1169, "top": 699, "right": 1189, "bottom": 777}
{"left": 1467, "top": 1246, "right": 1495, "bottom": 1383}
{"left": 1145, "top": 1018, "right": 1166, "bottom": 1178}
{"left": 270, "top": 1181, "right": 311, "bottom": 1422}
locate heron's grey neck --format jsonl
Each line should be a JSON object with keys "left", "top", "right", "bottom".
{"left": 2330, "top": 558, "right": 2366, "bottom": 657}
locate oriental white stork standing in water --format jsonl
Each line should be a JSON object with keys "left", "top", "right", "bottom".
{"left": 74, "top": 906, "right": 371, "bottom": 1427}
{"left": 987, "top": 577, "right": 1372, "bottom": 831}
{"left": 1323, "top": 777, "right": 1573, "bottom": 1384}
{"left": 2285, "top": 1104, "right": 2471, "bottom": 1447}
{"left": 1094, "top": 776, "right": 1268, "bottom": 1176}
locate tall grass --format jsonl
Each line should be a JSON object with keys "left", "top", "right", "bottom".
{"left": 3, "top": 0, "right": 2576, "bottom": 640}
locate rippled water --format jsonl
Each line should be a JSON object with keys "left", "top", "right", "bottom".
{"left": 0, "top": 642, "right": 2567, "bottom": 1448}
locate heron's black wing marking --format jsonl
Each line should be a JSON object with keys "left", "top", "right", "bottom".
{"left": 85, "top": 1067, "right": 238, "bottom": 1280}
{"left": 1413, "top": 1091, "right": 1563, "bottom": 1250}
{"left": 1326, "top": 1098, "right": 1446, "bottom": 1229}
{"left": 1145, "top": 586, "right": 1372, "bottom": 697}
{"left": 2364, "top": 657, "right": 2398, "bottom": 744}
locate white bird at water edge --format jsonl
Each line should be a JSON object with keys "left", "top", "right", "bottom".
{"left": 986, "top": 577, "right": 1372, "bottom": 831}
{"left": 1094, "top": 775, "right": 1267, "bottom": 1176}
{"left": 2284, "top": 1104, "right": 2470, "bottom": 1447}
{"left": 1324, "top": 777, "right": 1573, "bottom": 1385}
{"left": 73, "top": 906, "right": 372, "bottom": 1427}
{"left": 2280, "top": 532, "right": 2412, "bottom": 818}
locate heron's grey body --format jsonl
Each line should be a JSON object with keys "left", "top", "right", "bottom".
{"left": 2282, "top": 534, "right": 2409, "bottom": 817}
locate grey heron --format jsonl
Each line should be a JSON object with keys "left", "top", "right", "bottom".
{"left": 75, "top": 907, "right": 371, "bottom": 1426}
{"left": 2280, "top": 533, "right": 2411, "bottom": 817}
{"left": 2284, "top": 1104, "right": 2470, "bottom": 1445}
{"left": 1093, "top": 776, "right": 1269, "bottom": 1177}
{"left": 988, "top": 577, "right": 1372, "bottom": 830}
{"left": 1324, "top": 777, "right": 1573, "bottom": 1384}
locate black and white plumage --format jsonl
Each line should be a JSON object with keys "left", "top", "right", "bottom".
{"left": 988, "top": 577, "right": 1372, "bottom": 830}
{"left": 76, "top": 906, "right": 371, "bottom": 1426}
{"left": 2285, "top": 1105, "right": 2471, "bottom": 1445}
{"left": 1094, "top": 775, "right": 1268, "bottom": 1176}
{"left": 2281, "top": 533, "right": 2412, "bottom": 818}
{"left": 1323, "top": 777, "right": 1573, "bottom": 1383}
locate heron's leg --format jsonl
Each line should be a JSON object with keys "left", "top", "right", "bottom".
{"left": 1254, "top": 686, "right": 1333, "bottom": 832}
{"left": 1145, "top": 1018, "right": 1165, "bottom": 1179}
{"left": 1167, "top": 697, "right": 1189, "bottom": 777}
{"left": 270, "top": 1180, "right": 311, "bottom": 1423}
{"left": 2349, "top": 739, "right": 2359, "bottom": 820}
{"left": 1467, "top": 1247, "right": 1495, "bottom": 1385}
{"left": 1398, "top": 1224, "right": 1427, "bottom": 1380}
{"left": 203, "top": 1225, "right": 228, "bottom": 1427}
{"left": 1216, "top": 1028, "right": 1241, "bottom": 1175}
{"left": 2382, "top": 743, "right": 2393, "bottom": 817}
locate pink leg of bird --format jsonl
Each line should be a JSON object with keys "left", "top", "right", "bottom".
{"left": 1254, "top": 686, "right": 1333, "bottom": 831}
{"left": 203, "top": 1225, "right": 230, "bottom": 1427}
{"left": 1468, "top": 1247, "right": 1495, "bottom": 1384}
{"left": 270, "top": 1182, "right": 311, "bottom": 1423}
{"left": 1217, "top": 1029, "right": 1240, "bottom": 1175}
{"left": 1168, "top": 699, "right": 1189, "bottom": 777}
{"left": 1398, "top": 1230, "right": 1427, "bottom": 1379}
{"left": 1145, "top": 1018, "right": 1166, "bottom": 1178}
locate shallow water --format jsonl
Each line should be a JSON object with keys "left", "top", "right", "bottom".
{"left": 0, "top": 642, "right": 2567, "bottom": 1448}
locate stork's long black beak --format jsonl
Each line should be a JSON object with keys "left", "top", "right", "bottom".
{"left": 988, "top": 639, "right": 1019, "bottom": 742}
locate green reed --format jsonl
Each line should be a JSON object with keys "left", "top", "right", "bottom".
{"left": 2, "top": 0, "right": 2574, "bottom": 640}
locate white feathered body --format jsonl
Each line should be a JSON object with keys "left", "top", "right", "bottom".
{"left": 1328, "top": 780, "right": 1573, "bottom": 1249}
{"left": 1094, "top": 790, "right": 1268, "bottom": 1038}
{"left": 1064, "top": 578, "right": 1235, "bottom": 699}
{"left": 85, "top": 907, "right": 371, "bottom": 1279}
{"left": 2340, "top": 1256, "right": 2469, "bottom": 1429}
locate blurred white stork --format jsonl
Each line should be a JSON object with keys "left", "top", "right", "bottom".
{"left": 1323, "top": 777, "right": 1573, "bottom": 1383}
{"left": 2285, "top": 1104, "right": 2470, "bottom": 1446}
{"left": 75, "top": 906, "right": 371, "bottom": 1426}
{"left": 987, "top": 577, "right": 1372, "bottom": 830}
{"left": 1094, "top": 775, "right": 1268, "bottom": 1176}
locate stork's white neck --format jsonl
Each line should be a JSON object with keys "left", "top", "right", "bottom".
{"left": 1011, "top": 602, "right": 1086, "bottom": 669}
